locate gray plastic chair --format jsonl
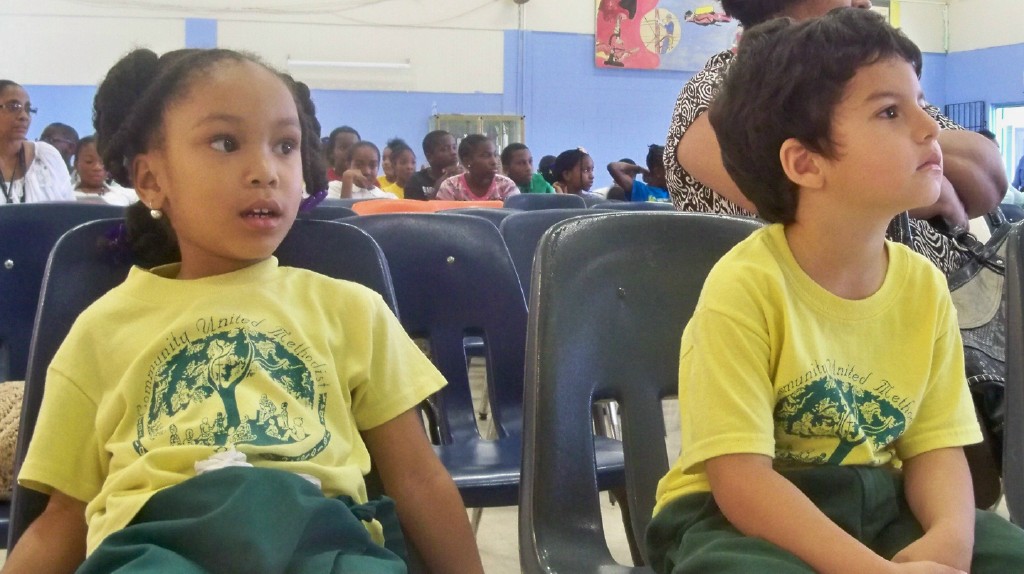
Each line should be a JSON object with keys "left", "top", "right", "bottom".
{"left": 498, "top": 208, "right": 595, "bottom": 297}
{"left": 1005, "top": 223, "right": 1024, "bottom": 524}
{"left": 441, "top": 207, "right": 520, "bottom": 229}
{"left": 592, "top": 201, "right": 676, "bottom": 212}
{"left": 519, "top": 212, "right": 763, "bottom": 573}
{"left": 504, "top": 193, "right": 586, "bottom": 211}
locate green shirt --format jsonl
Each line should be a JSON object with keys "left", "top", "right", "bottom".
{"left": 517, "top": 172, "right": 555, "bottom": 194}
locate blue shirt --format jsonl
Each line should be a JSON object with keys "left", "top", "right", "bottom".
{"left": 631, "top": 180, "right": 670, "bottom": 202}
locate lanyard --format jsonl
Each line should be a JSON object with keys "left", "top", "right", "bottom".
{"left": 0, "top": 144, "right": 27, "bottom": 204}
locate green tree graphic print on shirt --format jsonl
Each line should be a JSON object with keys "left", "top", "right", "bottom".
{"left": 133, "top": 317, "right": 330, "bottom": 461}
{"left": 774, "top": 374, "right": 906, "bottom": 465}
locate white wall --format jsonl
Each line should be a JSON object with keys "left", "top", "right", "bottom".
{"left": 947, "top": 0, "right": 1024, "bottom": 52}
{"left": 898, "top": 0, "right": 947, "bottom": 54}
{"left": 3, "top": 0, "right": 593, "bottom": 90}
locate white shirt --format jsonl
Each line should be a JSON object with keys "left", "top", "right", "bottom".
{"left": 327, "top": 180, "right": 397, "bottom": 200}
{"left": 3, "top": 141, "right": 75, "bottom": 204}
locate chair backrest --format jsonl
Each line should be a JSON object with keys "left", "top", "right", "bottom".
{"left": 504, "top": 193, "right": 586, "bottom": 211}
{"left": 346, "top": 213, "right": 527, "bottom": 444}
{"left": 592, "top": 201, "right": 676, "bottom": 212}
{"left": 498, "top": 208, "right": 595, "bottom": 297}
{"left": 296, "top": 205, "right": 357, "bottom": 220}
{"left": 441, "top": 207, "right": 520, "bottom": 229}
{"left": 1005, "top": 223, "right": 1024, "bottom": 524}
{"left": 320, "top": 197, "right": 371, "bottom": 208}
{"left": 0, "top": 203, "right": 125, "bottom": 381}
{"left": 581, "top": 194, "right": 607, "bottom": 207}
{"left": 351, "top": 199, "right": 504, "bottom": 215}
{"left": 519, "top": 212, "right": 763, "bottom": 573}
{"left": 9, "top": 218, "right": 396, "bottom": 549}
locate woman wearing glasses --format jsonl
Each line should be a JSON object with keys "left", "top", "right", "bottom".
{"left": 0, "top": 80, "right": 74, "bottom": 204}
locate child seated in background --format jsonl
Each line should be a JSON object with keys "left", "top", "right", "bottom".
{"left": 328, "top": 141, "right": 397, "bottom": 200}
{"left": 72, "top": 135, "right": 138, "bottom": 206}
{"left": 436, "top": 134, "right": 518, "bottom": 201}
{"left": 607, "top": 144, "right": 669, "bottom": 202}
{"left": 325, "top": 125, "right": 360, "bottom": 182}
{"left": 501, "top": 143, "right": 554, "bottom": 194}
{"left": 403, "top": 130, "right": 463, "bottom": 200}
{"left": 7, "top": 46, "right": 482, "bottom": 574}
{"left": 646, "top": 9, "right": 1024, "bottom": 574}
{"left": 550, "top": 148, "right": 595, "bottom": 195}
{"left": 380, "top": 138, "right": 416, "bottom": 199}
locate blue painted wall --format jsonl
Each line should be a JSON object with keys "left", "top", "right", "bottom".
{"left": 946, "top": 44, "right": 1024, "bottom": 108}
{"left": 921, "top": 52, "right": 947, "bottom": 109}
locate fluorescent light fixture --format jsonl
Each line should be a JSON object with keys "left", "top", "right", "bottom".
{"left": 286, "top": 59, "right": 411, "bottom": 70}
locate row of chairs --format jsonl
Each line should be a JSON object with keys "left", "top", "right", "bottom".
{"left": 4, "top": 202, "right": 1020, "bottom": 573}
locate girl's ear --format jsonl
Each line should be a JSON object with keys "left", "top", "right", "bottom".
{"left": 779, "top": 138, "right": 825, "bottom": 190}
{"left": 132, "top": 152, "right": 166, "bottom": 210}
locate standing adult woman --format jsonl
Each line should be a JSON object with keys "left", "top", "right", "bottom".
{"left": 663, "top": 0, "right": 1007, "bottom": 277}
{"left": 0, "top": 80, "right": 75, "bottom": 204}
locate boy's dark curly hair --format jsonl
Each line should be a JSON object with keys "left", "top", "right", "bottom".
{"left": 709, "top": 8, "right": 922, "bottom": 224}
{"left": 94, "top": 48, "right": 327, "bottom": 267}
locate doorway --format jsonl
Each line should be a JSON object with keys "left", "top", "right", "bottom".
{"left": 991, "top": 104, "right": 1024, "bottom": 187}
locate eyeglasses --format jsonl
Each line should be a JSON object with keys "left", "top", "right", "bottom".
{"left": 0, "top": 102, "right": 38, "bottom": 115}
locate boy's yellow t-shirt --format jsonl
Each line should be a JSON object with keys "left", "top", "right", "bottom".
{"left": 654, "top": 224, "right": 982, "bottom": 515}
{"left": 19, "top": 257, "right": 445, "bottom": 553}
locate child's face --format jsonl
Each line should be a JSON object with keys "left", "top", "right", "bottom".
{"left": 505, "top": 149, "right": 533, "bottom": 185}
{"left": 393, "top": 149, "right": 417, "bottom": 183}
{"left": 565, "top": 155, "right": 595, "bottom": 193}
{"left": 466, "top": 140, "right": 499, "bottom": 180}
{"left": 331, "top": 132, "right": 358, "bottom": 172}
{"left": 819, "top": 58, "right": 942, "bottom": 216}
{"left": 381, "top": 146, "right": 394, "bottom": 179}
{"left": 427, "top": 134, "right": 458, "bottom": 170}
{"left": 350, "top": 145, "right": 379, "bottom": 184}
{"left": 138, "top": 59, "right": 304, "bottom": 279}
{"left": 75, "top": 142, "right": 107, "bottom": 189}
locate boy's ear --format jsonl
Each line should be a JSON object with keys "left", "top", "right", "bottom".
{"left": 779, "top": 138, "right": 825, "bottom": 190}
{"left": 132, "top": 152, "right": 166, "bottom": 210}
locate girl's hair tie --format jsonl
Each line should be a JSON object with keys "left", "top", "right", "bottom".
{"left": 299, "top": 189, "right": 327, "bottom": 213}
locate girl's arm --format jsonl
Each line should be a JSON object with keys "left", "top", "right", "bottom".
{"left": 892, "top": 447, "right": 975, "bottom": 571}
{"left": 676, "top": 112, "right": 758, "bottom": 213}
{"left": 2, "top": 490, "right": 87, "bottom": 574}
{"left": 363, "top": 409, "right": 484, "bottom": 574}
{"left": 704, "top": 454, "right": 964, "bottom": 574}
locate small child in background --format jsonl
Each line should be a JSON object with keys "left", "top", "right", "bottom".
{"left": 377, "top": 143, "right": 395, "bottom": 189}
{"left": 8, "top": 47, "right": 482, "bottom": 574}
{"left": 501, "top": 143, "right": 554, "bottom": 194}
{"left": 404, "top": 130, "right": 463, "bottom": 201}
{"left": 647, "top": 9, "right": 1024, "bottom": 574}
{"left": 538, "top": 154, "right": 558, "bottom": 186}
{"left": 607, "top": 144, "right": 669, "bottom": 202}
{"left": 38, "top": 122, "right": 79, "bottom": 172}
{"left": 328, "top": 141, "right": 397, "bottom": 200}
{"left": 551, "top": 148, "right": 595, "bottom": 195}
{"left": 436, "top": 134, "right": 519, "bottom": 201}
{"left": 326, "top": 125, "right": 360, "bottom": 182}
{"left": 72, "top": 135, "right": 138, "bottom": 206}
{"left": 380, "top": 138, "right": 415, "bottom": 199}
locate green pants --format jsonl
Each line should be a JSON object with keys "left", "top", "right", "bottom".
{"left": 78, "top": 467, "right": 408, "bottom": 574}
{"left": 646, "top": 465, "right": 1024, "bottom": 574}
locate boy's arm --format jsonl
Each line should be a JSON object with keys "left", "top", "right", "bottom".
{"left": 676, "top": 112, "right": 758, "bottom": 213}
{"left": 2, "top": 490, "right": 87, "bottom": 574}
{"left": 363, "top": 409, "right": 484, "bottom": 574}
{"left": 705, "top": 454, "right": 966, "bottom": 574}
{"left": 606, "top": 161, "right": 645, "bottom": 192}
{"left": 893, "top": 447, "right": 975, "bottom": 571}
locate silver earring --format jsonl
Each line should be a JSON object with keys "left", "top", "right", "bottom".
{"left": 149, "top": 208, "right": 163, "bottom": 220}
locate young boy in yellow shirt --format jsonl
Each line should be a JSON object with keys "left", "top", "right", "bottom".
{"left": 647, "top": 9, "right": 1024, "bottom": 574}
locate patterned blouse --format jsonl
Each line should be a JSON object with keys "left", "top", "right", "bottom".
{"left": 664, "top": 49, "right": 972, "bottom": 276}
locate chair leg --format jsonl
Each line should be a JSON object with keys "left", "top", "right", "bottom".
{"left": 471, "top": 507, "right": 484, "bottom": 535}
{"left": 966, "top": 404, "right": 1003, "bottom": 510}
{"left": 610, "top": 487, "right": 645, "bottom": 567}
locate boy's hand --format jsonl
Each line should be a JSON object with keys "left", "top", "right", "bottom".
{"left": 891, "top": 525, "right": 972, "bottom": 572}
{"left": 889, "top": 561, "right": 967, "bottom": 574}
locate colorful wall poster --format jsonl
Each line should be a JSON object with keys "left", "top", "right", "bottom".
{"left": 595, "top": 0, "right": 739, "bottom": 71}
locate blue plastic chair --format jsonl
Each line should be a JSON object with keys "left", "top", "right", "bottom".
{"left": 8, "top": 219, "right": 400, "bottom": 551}
{"left": 296, "top": 205, "right": 356, "bottom": 220}
{"left": 592, "top": 201, "right": 676, "bottom": 212}
{"left": 0, "top": 203, "right": 124, "bottom": 382}
{"left": 581, "top": 193, "right": 607, "bottom": 207}
{"left": 441, "top": 207, "right": 520, "bottom": 229}
{"left": 498, "top": 208, "right": 595, "bottom": 298}
{"left": 504, "top": 193, "right": 586, "bottom": 211}
{"left": 346, "top": 213, "right": 626, "bottom": 509}
{"left": 520, "top": 212, "right": 764, "bottom": 573}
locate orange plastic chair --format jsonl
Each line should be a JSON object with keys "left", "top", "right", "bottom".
{"left": 351, "top": 199, "right": 503, "bottom": 215}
